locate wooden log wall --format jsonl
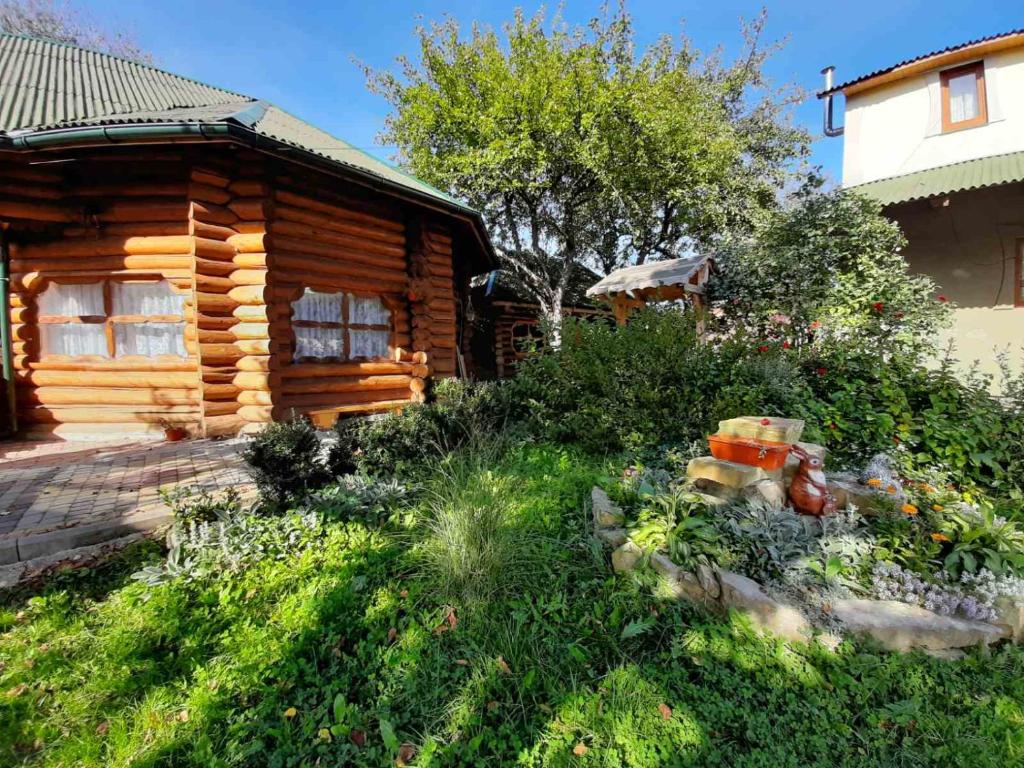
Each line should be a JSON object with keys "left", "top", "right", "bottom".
{"left": 5, "top": 157, "right": 203, "bottom": 438}
{"left": 407, "top": 217, "right": 459, "bottom": 379}
{"left": 267, "top": 185, "right": 419, "bottom": 418}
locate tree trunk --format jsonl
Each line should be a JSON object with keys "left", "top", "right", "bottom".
{"left": 540, "top": 285, "right": 564, "bottom": 348}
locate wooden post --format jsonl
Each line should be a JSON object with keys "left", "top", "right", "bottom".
{"left": 690, "top": 291, "right": 707, "bottom": 341}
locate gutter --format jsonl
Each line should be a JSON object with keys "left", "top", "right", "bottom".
{"left": 819, "top": 66, "right": 844, "bottom": 138}
{"left": 0, "top": 226, "right": 16, "bottom": 436}
{"left": 0, "top": 121, "right": 498, "bottom": 273}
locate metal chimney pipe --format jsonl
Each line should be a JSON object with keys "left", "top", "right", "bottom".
{"left": 821, "top": 66, "right": 844, "bottom": 137}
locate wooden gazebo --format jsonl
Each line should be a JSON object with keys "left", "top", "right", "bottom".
{"left": 586, "top": 255, "right": 712, "bottom": 325}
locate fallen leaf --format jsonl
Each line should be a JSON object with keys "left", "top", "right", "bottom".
{"left": 349, "top": 729, "right": 366, "bottom": 747}
{"left": 455, "top": 659, "right": 470, "bottom": 666}
{"left": 38, "top": 644, "right": 50, "bottom": 653}
{"left": 177, "top": 710, "right": 189, "bottom": 723}
{"left": 95, "top": 721, "right": 109, "bottom": 736}
{"left": 434, "top": 608, "right": 458, "bottom": 634}
{"left": 486, "top": 700, "right": 499, "bottom": 712}
{"left": 24, "top": 659, "right": 35, "bottom": 669}
{"left": 397, "top": 743, "right": 417, "bottom": 766}
{"left": 387, "top": 627, "right": 398, "bottom": 644}
{"left": 208, "top": 680, "right": 220, "bottom": 692}
{"left": 283, "top": 707, "right": 298, "bottom": 719}
{"left": 658, "top": 703, "right": 672, "bottom": 721}
{"left": 496, "top": 656, "right": 511, "bottom": 674}
{"left": 15, "top": 611, "right": 26, "bottom": 623}
{"left": 6, "top": 684, "right": 28, "bottom": 697}
{"left": 573, "top": 742, "right": 589, "bottom": 756}
{"left": 332, "top": 647, "right": 343, "bottom": 658}
{"left": 399, "top": 589, "right": 409, "bottom": 599}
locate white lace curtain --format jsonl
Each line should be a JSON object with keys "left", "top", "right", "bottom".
{"left": 291, "top": 289, "right": 391, "bottom": 360}
{"left": 37, "top": 280, "right": 186, "bottom": 358}
{"left": 947, "top": 71, "right": 979, "bottom": 123}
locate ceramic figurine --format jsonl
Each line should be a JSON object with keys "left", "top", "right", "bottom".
{"left": 788, "top": 444, "right": 836, "bottom": 517}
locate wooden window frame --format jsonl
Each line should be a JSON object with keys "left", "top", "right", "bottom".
{"left": 940, "top": 61, "right": 988, "bottom": 133}
{"left": 291, "top": 290, "right": 395, "bottom": 362}
{"left": 37, "top": 278, "right": 187, "bottom": 360}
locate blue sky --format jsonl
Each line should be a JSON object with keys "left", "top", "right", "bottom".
{"left": 86, "top": 0, "right": 1019, "bottom": 185}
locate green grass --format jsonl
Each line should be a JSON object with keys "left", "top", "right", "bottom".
{"left": 2, "top": 443, "right": 1024, "bottom": 766}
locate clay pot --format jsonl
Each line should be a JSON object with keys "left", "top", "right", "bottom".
{"left": 164, "top": 426, "right": 188, "bottom": 442}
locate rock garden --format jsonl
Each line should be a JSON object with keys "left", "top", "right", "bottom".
{"left": 595, "top": 415, "right": 1024, "bottom": 655}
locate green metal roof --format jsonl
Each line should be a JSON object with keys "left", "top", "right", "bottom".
{"left": 848, "top": 151, "right": 1024, "bottom": 206}
{"left": 0, "top": 32, "right": 466, "bottom": 212}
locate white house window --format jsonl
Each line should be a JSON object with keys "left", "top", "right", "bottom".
{"left": 37, "top": 280, "right": 187, "bottom": 358}
{"left": 291, "top": 289, "right": 392, "bottom": 361}
{"left": 941, "top": 61, "right": 987, "bottom": 132}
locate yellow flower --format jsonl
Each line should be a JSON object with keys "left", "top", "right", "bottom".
{"left": 318, "top": 728, "right": 332, "bottom": 742}
{"left": 901, "top": 503, "right": 918, "bottom": 515}
{"left": 283, "top": 707, "right": 298, "bottom": 719}
{"left": 931, "top": 504, "right": 944, "bottom": 512}
{"left": 866, "top": 478, "right": 882, "bottom": 487}
{"left": 887, "top": 485, "right": 898, "bottom": 495}
{"left": 919, "top": 483, "right": 936, "bottom": 494}
{"left": 930, "top": 532, "right": 950, "bottom": 543}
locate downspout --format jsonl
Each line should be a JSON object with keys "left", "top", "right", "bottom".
{"left": 0, "top": 225, "right": 16, "bottom": 436}
{"left": 821, "top": 66, "right": 845, "bottom": 137}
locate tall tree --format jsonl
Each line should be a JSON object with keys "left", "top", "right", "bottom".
{"left": 367, "top": 4, "right": 809, "bottom": 336}
{"left": 0, "top": 0, "right": 152, "bottom": 64}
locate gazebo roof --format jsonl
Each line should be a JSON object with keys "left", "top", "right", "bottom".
{"left": 586, "top": 255, "right": 711, "bottom": 300}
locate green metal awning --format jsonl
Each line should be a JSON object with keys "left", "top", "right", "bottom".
{"left": 847, "top": 151, "right": 1024, "bottom": 206}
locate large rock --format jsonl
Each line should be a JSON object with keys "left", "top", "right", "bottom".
{"left": 648, "top": 552, "right": 715, "bottom": 602}
{"left": 742, "top": 479, "right": 788, "bottom": 509}
{"left": 716, "top": 570, "right": 811, "bottom": 643}
{"left": 596, "top": 527, "right": 628, "bottom": 548}
{"left": 591, "top": 487, "right": 625, "bottom": 529}
{"left": 687, "top": 456, "right": 782, "bottom": 489}
{"left": 611, "top": 541, "right": 643, "bottom": 573}
{"left": 992, "top": 595, "right": 1024, "bottom": 643}
{"left": 833, "top": 599, "right": 1007, "bottom": 651}
{"left": 826, "top": 473, "right": 880, "bottom": 512}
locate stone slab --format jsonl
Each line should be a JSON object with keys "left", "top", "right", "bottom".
{"left": 687, "top": 456, "right": 781, "bottom": 489}
{"left": 993, "top": 595, "right": 1024, "bottom": 643}
{"left": 742, "top": 479, "right": 788, "bottom": 508}
{"left": 591, "top": 487, "right": 625, "bottom": 529}
{"left": 596, "top": 527, "right": 628, "bottom": 548}
{"left": 717, "top": 569, "right": 812, "bottom": 643}
{"left": 15, "top": 508, "right": 173, "bottom": 562}
{"left": 611, "top": 541, "right": 643, "bottom": 573}
{"left": 0, "top": 538, "right": 18, "bottom": 567}
{"left": 833, "top": 599, "right": 1007, "bottom": 651}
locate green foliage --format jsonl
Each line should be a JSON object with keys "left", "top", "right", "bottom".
{"left": 4, "top": 445, "right": 1024, "bottom": 767}
{"left": 940, "top": 503, "right": 1024, "bottom": 577}
{"left": 628, "top": 489, "right": 724, "bottom": 570}
{"left": 513, "top": 306, "right": 812, "bottom": 453}
{"left": 368, "top": 6, "right": 808, "bottom": 326}
{"left": 333, "top": 378, "right": 519, "bottom": 475}
{"left": 710, "top": 189, "right": 952, "bottom": 359}
{"left": 242, "top": 416, "right": 329, "bottom": 506}
{"left": 160, "top": 486, "right": 243, "bottom": 526}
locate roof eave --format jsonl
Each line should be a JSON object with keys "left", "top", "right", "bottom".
{"left": 0, "top": 120, "right": 497, "bottom": 273}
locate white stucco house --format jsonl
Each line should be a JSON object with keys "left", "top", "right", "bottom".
{"left": 819, "top": 29, "right": 1024, "bottom": 382}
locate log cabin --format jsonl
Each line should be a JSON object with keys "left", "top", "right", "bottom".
{"left": 0, "top": 33, "right": 496, "bottom": 439}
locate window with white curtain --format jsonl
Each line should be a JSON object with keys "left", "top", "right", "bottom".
{"left": 37, "top": 280, "right": 187, "bottom": 358}
{"left": 941, "top": 61, "right": 987, "bottom": 131}
{"left": 291, "top": 289, "right": 393, "bottom": 361}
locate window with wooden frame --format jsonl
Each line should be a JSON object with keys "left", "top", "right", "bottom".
{"left": 37, "top": 279, "right": 187, "bottom": 358}
{"left": 291, "top": 289, "right": 393, "bottom": 361}
{"left": 941, "top": 61, "right": 988, "bottom": 132}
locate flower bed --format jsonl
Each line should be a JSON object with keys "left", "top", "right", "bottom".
{"left": 593, "top": 452, "right": 1024, "bottom": 653}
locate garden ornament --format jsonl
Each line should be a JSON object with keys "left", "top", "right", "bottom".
{"left": 788, "top": 444, "right": 836, "bottom": 517}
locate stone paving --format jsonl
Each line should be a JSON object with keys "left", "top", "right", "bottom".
{"left": 0, "top": 437, "right": 253, "bottom": 564}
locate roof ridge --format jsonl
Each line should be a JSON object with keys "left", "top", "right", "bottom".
{"left": 0, "top": 31, "right": 251, "bottom": 102}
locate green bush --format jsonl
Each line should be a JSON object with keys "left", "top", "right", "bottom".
{"left": 330, "top": 378, "right": 520, "bottom": 475}
{"left": 242, "top": 416, "right": 329, "bottom": 506}
{"left": 513, "top": 306, "right": 812, "bottom": 453}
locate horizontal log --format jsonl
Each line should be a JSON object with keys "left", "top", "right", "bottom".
{"left": 229, "top": 179, "right": 269, "bottom": 197}
{"left": 195, "top": 257, "right": 237, "bottom": 276}
{"left": 16, "top": 369, "right": 198, "bottom": 388}
{"left": 235, "top": 339, "right": 272, "bottom": 355}
{"left": 231, "top": 322, "right": 270, "bottom": 340}
{"left": 230, "top": 269, "right": 266, "bottom": 286}
{"left": 238, "top": 390, "right": 273, "bottom": 406}
{"left": 282, "top": 387, "right": 412, "bottom": 409}
{"left": 282, "top": 361, "right": 411, "bottom": 378}
{"left": 21, "top": 406, "right": 201, "bottom": 424}
{"left": 76, "top": 182, "right": 187, "bottom": 198}
{"left": 238, "top": 404, "right": 274, "bottom": 422}
{"left": 270, "top": 218, "right": 406, "bottom": 258}
{"left": 200, "top": 368, "right": 236, "bottom": 384}
{"left": 282, "top": 374, "right": 413, "bottom": 394}
{"left": 191, "top": 169, "right": 231, "bottom": 189}
{"left": 228, "top": 285, "right": 270, "bottom": 306}
{"left": 410, "top": 363, "right": 430, "bottom": 378}
{"left": 203, "top": 400, "right": 241, "bottom": 417}
{"left": 199, "top": 343, "right": 244, "bottom": 365}
{"left": 98, "top": 200, "right": 188, "bottom": 223}
{"left": 409, "top": 377, "right": 427, "bottom": 394}
{"left": 194, "top": 237, "right": 237, "bottom": 261}
{"left": 190, "top": 219, "right": 237, "bottom": 241}
{"left": 232, "top": 253, "right": 268, "bottom": 269}
{"left": 237, "top": 355, "right": 272, "bottom": 372}
{"left": 188, "top": 328, "right": 235, "bottom": 344}
{"left": 273, "top": 237, "right": 406, "bottom": 273}
{"left": 190, "top": 201, "right": 237, "bottom": 226}
{"left": 203, "top": 383, "right": 241, "bottom": 400}
{"left": 65, "top": 222, "right": 190, "bottom": 238}
{"left": 189, "top": 182, "right": 232, "bottom": 206}
{"left": 0, "top": 198, "right": 77, "bottom": 223}
{"left": 19, "top": 387, "right": 200, "bottom": 406}
{"left": 274, "top": 256, "right": 406, "bottom": 294}
{"left": 233, "top": 371, "right": 279, "bottom": 391}
{"left": 227, "top": 232, "right": 266, "bottom": 253}
{"left": 233, "top": 304, "right": 270, "bottom": 322}
{"left": 275, "top": 190, "right": 404, "bottom": 234}
{"left": 194, "top": 273, "right": 235, "bottom": 293}
{"left": 274, "top": 205, "right": 406, "bottom": 249}
{"left": 13, "top": 235, "right": 193, "bottom": 260}
{"left": 204, "top": 414, "right": 246, "bottom": 437}
{"left": 229, "top": 198, "right": 268, "bottom": 220}
{"left": 194, "top": 292, "right": 240, "bottom": 314}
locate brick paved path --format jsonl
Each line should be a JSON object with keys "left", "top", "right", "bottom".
{"left": 0, "top": 438, "right": 253, "bottom": 563}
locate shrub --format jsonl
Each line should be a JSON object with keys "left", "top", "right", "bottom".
{"left": 242, "top": 416, "right": 329, "bottom": 506}
{"left": 330, "top": 378, "right": 519, "bottom": 475}
{"left": 159, "top": 486, "right": 242, "bottom": 526}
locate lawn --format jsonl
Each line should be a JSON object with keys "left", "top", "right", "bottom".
{"left": 2, "top": 443, "right": 1024, "bottom": 767}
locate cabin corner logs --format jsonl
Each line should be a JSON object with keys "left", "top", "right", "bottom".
{"left": 1, "top": 149, "right": 465, "bottom": 439}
